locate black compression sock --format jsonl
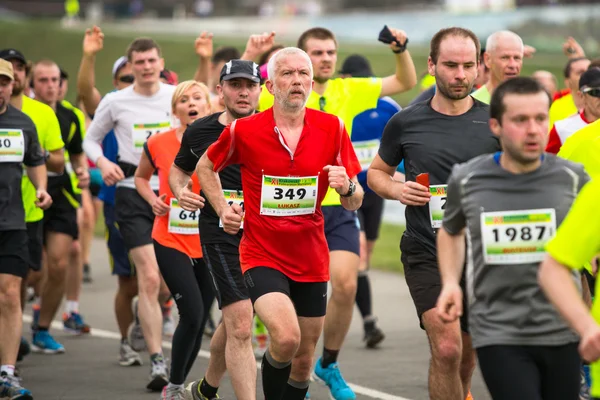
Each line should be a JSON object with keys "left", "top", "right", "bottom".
{"left": 199, "top": 377, "right": 218, "bottom": 398}
{"left": 36, "top": 326, "right": 48, "bottom": 332}
{"left": 356, "top": 273, "right": 373, "bottom": 319}
{"left": 282, "top": 379, "right": 310, "bottom": 400}
{"left": 261, "top": 349, "right": 291, "bottom": 400}
{"left": 321, "top": 348, "right": 339, "bottom": 368}
{"left": 150, "top": 353, "right": 164, "bottom": 364}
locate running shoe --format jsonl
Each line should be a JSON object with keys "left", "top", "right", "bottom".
{"left": 163, "top": 314, "right": 176, "bottom": 337}
{"left": 313, "top": 358, "right": 356, "bottom": 400}
{"left": 161, "top": 384, "right": 187, "bottom": 400}
{"left": 466, "top": 391, "right": 474, "bottom": 400}
{"left": 147, "top": 359, "right": 169, "bottom": 392}
{"left": 31, "top": 330, "right": 65, "bottom": 354}
{"left": 305, "top": 391, "right": 311, "bottom": 399}
{"left": 0, "top": 372, "right": 33, "bottom": 400}
{"left": 363, "top": 324, "right": 385, "bottom": 349}
{"left": 128, "top": 296, "right": 147, "bottom": 352}
{"left": 580, "top": 365, "right": 591, "bottom": 400}
{"left": 119, "top": 341, "right": 143, "bottom": 367}
{"left": 204, "top": 314, "right": 216, "bottom": 338}
{"left": 83, "top": 263, "right": 93, "bottom": 283}
{"left": 17, "top": 337, "right": 30, "bottom": 362}
{"left": 63, "top": 312, "right": 91, "bottom": 334}
{"left": 186, "top": 379, "right": 220, "bottom": 400}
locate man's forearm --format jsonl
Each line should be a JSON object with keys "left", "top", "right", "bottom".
{"left": 437, "top": 228, "right": 466, "bottom": 285}
{"left": 193, "top": 57, "right": 211, "bottom": 85}
{"left": 394, "top": 50, "right": 417, "bottom": 92}
{"left": 77, "top": 54, "right": 101, "bottom": 114}
{"left": 539, "top": 257, "right": 594, "bottom": 336}
{"left": 70, "top": 152, "right": 87, "bottom": 172}
{"left": 340, "top": 183, "right": 364, "bottom": 211}
{"left": 169, "top": 164, "right": 192, "bottom": 199}
{"left": 367, "top": 169, "right": 403, "bottom": 200}
{"left": 26, "top": 164, "right": 48, "bottom": 191}
{"left": 196, "top": 162, "right": 227, "bottom": 216}
{"left": 47, "top": 149, "right": 65, "bottom": 174}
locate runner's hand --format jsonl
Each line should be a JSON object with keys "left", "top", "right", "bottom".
{"left": 399, "top": 181, "right": 430, "bottom": 206}
{"left": 76, "top": 167, "right": 90, "bottom": 189}
{"left": 177, "top": 180, "right": 205, "bottom": 211}
{"left": 194, "top": 31, "right": 214, "bottom": 59}
{"left": 97, "top": 158, "right": 125, "bottom": 186}
{"left": 221, "top": 203, "right": 243, "bottom": 235}
{"left": 523, "top": 44, "right": 536, "bottom": 58}
{"left": 83, "top": 26, "right": 104, "bottom": 56}
{"left": 152, "top": 193, "right": 170, "bottom": 216}
{"left": 580, "top": 325, "right": 600, "bottom": 363}
{"left": 387, "top": 27, "right": 408, "bottom": 52}
{"left": 35, "top": 189, "right": 52, "bottom": 210}
{"left": 243, "top": 31, "right": 276, "bottom": 61}
{"left": 436, "top": 283, "right": 463, "bottom": 323}
{"left": 563, "top": 36, "right": 585, "bottom": 59}
{"left": 324, "top": 165, "right": 350, "bottom": 195}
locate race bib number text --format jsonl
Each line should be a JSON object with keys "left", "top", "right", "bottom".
{"left": 132, "top": 122, "right": 171, "bottom": 153}
{"left": 428, "top": 185, "right": 447, "bottom": 229}
{"left": 260, "top": 175, "right": 318, "bottom": 216}
{"left": 168, "top": 198, "right": 199, "bottom": 235}
{"left": 0, "top": 129, "right": 24, "bottom": 163}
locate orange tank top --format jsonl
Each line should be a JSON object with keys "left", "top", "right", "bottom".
{"left": 145, "top": 129, "right": 202, "bottom": 258}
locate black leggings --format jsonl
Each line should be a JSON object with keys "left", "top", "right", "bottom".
{"left": 477, "top": 343, "right": 580, "bottom": 400}
{"left": 154, "top": 240, "right": 215, "bottom": 385}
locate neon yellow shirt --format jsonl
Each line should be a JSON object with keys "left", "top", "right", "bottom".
{"left": 549, "top": 93, "right": 578, "bottom": 129}
{"left": 558, "top": 119, "right": 600, "bottom": 179}
{"left": 61, "top": 100, "right": 87, "bottom": 194}
{"left": 259, "top": 77, "right": 382, "bottom": 206}
{"left": 471, "top": 85, "right": 491, "bottom": 104}
{"left": 21, "top": 96, "right": 64, "bottom": 222}
{"left": 545, "top": 179, "right": 600, "bottom": 397}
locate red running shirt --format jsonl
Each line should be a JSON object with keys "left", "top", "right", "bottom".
{"left": 145, "top": 129, "right": 202, "bottom": 258}
{"left": 206, "top": 108, "right": 361, "bottom": 282}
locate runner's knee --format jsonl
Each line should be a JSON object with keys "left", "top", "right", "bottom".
{"left": 331, "top": 277, "right": 357, "bottom": 303}
{"left": 271, "top": 327, "right": 301, "bottom": 360}
{"left": 431, "top": 336, "right": 462, "bottom": 368}
{"left": 0, "top": 280, "right": 21, "bottom": 311}
{"left": 138, "top": 271, "right": 160, "bottom": 296}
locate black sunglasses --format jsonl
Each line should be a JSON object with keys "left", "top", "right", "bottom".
{"left": 118, "top": 74, "right": 134, "bottom": 84}
{"left": 582, "top": 87, "right": 600, "bottom": 98}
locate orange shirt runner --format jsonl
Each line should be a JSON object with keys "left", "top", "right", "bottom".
{"left": 144, "top": 128, "right": 202, "bottom": 258}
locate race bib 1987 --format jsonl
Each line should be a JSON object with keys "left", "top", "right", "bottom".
{"left": 481, "top": 208, "right": 556, "bottom": 264}
{"left": 219, "top": 189, "right": 245, "bottom": 229}
{"left": 352, "top": 139, "right": 380, "bottom": 171}
{"left": 428, "top": 185, "right": 447, "bottom": 229}
{"left": 168, "top": 198, "right": 199, "bottom": 235}
{"left": 260, "top": 175, "right": 318, "bottom": 216}
{"left": 0, "top": 129, "right": 24, "bottom": 163}
{"left": 132, "top": 122, "right": 171, "bottom": 153}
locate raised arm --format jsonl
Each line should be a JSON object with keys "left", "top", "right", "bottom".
{"left": 380, "top": 27, "right": 417, "bottom": 97}
{"left": 77, "top": 26, "right": 104, "bottom": 115}
{"left": 193, "top": 31, "right": 214, "bottom": 85}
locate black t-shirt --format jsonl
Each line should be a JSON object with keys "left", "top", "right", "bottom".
{"left": 378, "top": 98, "right": 500, "bottom": 255}
{"left": 174, "top": 112, "right": 243, "bottom": 246}
{"left": 51, "top": 102, "right": 84, "bottom": 194}
{"left": 0, "top": 105, "right": 44, "bottom": 231}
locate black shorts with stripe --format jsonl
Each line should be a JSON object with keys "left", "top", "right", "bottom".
{"left": 43, "top": 174, "right": 80, "bottom": 241}
{"left": 202, "top": 242, "right": 249, "bottom": 309}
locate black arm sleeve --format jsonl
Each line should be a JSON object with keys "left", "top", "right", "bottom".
{"left": 174, "top": 125, "right": 200, "bottom": 173}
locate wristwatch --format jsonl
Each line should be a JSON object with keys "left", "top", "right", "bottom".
{"left": 341, "top": 180, "right": 356, "bottom": 198}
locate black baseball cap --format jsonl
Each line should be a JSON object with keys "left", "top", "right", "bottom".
{"left": 219, "top": 59, "right": 260, "bottom": 83}
{"left": 0, "top": 48, "right": 26, "bottom": 64}
{"left": 579, "top": 67, "right": 600, "bottom": 90}
{"left": 339, "top": 54, "right": 373, "bottom": 78}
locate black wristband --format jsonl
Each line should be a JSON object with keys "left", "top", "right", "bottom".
{"left": 392, "top": 38, "right": 409, "bottom": 54}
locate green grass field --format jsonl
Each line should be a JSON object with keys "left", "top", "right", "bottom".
{"left": 0, "top": 19, "right": 571, "bottom": 107}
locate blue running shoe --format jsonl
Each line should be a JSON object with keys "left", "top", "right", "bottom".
{"left": 305, "top": 391, "right": 311, "bottom": 399}
{"left": 63, "top": 312, "right": 91, "bottom": 334}
{"left": 0, "top": 372, "right": 33, "bottom": 400}
{"left": 31, "top": 330, "right": 65, "bottom": 354}
{"left": 313, "top": 358, "right": 356, "bottom": 400}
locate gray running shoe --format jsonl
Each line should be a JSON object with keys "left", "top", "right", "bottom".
{"left": 0, "top": 372, "right": 33, "bottom": 400}
{"left": 147, "top": 360, "right": 169, "bottom": 392}
{"left": 161, "top": 384, "right": 187, "bottom": 400}
{"left": 119, "top": 341, "right": 143, "bottom": 367}
{"left": 128, "top": 296, "right": 147, "bottom": 352}
{"left": 186, "top": 379, "right": 220, "bottom": 400}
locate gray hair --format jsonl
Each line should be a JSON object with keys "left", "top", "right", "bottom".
{"left": 266, "top": 47, "right": 313, "bottom": 81}
{"left": 485, "top": 30, "right": 523, "bottom": 54}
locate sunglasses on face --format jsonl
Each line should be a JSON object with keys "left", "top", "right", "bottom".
{"left": 582, "top": 87, "right": 600, "bottom": 98}
{"left": 118, "top": 74, "right": 134, "bottom": 84}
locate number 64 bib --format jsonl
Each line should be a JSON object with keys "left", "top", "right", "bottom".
{"left": 481, "top": 208, "right": 556, "bottom": 264}
{"left": 260, "top": 175, "right": 318, "bottom": 216}
{"left": 168, "top": 198, "right": 199, "bottom": 235}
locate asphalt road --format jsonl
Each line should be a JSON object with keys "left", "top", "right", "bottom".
{"left": 19, "top": 238, "right": 491, "bottom": 400}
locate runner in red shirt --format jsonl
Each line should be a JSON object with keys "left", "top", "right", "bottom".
{"left": 134, "top": 80, "right": 214, "bottom": 400}
{"left": 197, "top": 47, "right": 363, "bottom": 400}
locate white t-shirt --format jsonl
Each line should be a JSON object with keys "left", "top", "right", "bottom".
{"left": 83, "top": 83, "right": 176, "bottom": 168}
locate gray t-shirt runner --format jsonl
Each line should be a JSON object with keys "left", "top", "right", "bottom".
{"left": 378, "top": 98, "right": 500, "bottom": 255}
{"left": 443, "top": 153, "right": 588, "bottom": 348}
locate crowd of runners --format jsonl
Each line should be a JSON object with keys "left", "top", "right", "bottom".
{"left": 0, "top": 19, "right": 599, "bottom": 400}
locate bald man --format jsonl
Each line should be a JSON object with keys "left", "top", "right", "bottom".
{"left": 472, "top": 30, "right": 524, "bottom": 104}
{"left": 532, "top": 70, "right": 558, "bottom": 96}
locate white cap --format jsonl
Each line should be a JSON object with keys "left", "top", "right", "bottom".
{"left": 112, "top": 56, "right": 128, "bottom": 78}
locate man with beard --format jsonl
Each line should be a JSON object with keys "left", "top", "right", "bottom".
{"left": 472, "top": 30, "right": 524, "bottom": 104}
{"left": 368, "top": 27, "right": 500, "bottom": 400}
{"left": 259, "top": 27, "right": 416, "bottom": 400}
{"left": 169, "top": 59, "right": 262, "bottom": 400}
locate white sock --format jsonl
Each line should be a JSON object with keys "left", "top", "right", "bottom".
{"left": 167, "top": 382, "right": 184, "bottom": 390}
{"left": 1, "top": 365, "right": 15, "bottom": 377}
{"left": 66, "top": 300, "right": 79, "bottom": 314}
